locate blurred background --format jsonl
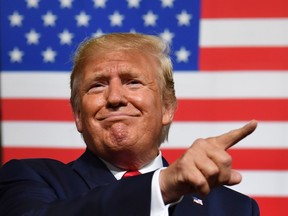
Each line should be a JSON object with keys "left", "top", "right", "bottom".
{"left": 1, "top": 0, "right": 288, "bottom": 215}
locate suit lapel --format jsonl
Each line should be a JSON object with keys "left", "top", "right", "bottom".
{"left": 71, "top": 149, "right": 117, "bottom": 189}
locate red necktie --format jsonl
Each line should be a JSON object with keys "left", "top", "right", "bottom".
{"left": 122, "top": 170, "right": 141, "bottom": 178}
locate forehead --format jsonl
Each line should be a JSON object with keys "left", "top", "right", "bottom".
{"left": 83, "top": 49, "right": 160, "bottom": 77}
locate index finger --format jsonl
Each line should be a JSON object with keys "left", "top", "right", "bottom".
{"left": 214, "top": 120, "right": 258, "bottom": 150}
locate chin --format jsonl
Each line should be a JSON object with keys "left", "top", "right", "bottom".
{"left": 104, "top": 147, "right": 152, "bottom": 170}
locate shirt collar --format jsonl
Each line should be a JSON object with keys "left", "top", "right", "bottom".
{"left": 101, "top": 151, "right": 164, "bottom": 180}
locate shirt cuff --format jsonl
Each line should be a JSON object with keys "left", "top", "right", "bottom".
{"left": 150, "top": 167, "right": 183, "bottom": 216}
{"left": 150, "top": 168, "right": 170, "bottom": 216}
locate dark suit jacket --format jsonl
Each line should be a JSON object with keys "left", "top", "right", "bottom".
{"left": 0, "top": 149, "right": 259, "bottom": 215}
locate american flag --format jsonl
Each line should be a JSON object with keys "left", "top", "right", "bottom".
{"left": 1, "top": 0, "right": 288, "bottom": 215}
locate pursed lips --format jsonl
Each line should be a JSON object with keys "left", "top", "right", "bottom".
{"left": 96, "top": 112, "right": 141, "bottom": 121}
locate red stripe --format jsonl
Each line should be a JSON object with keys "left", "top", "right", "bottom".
{"left": 1, "top": 98, "right": 74, "bottom": 121}
{"left": 3, "top": 98, "right": 288, "bottom": 121}
{"left": 200, "top": 47, "right": 288, "bottom": 71}
{"left": 175, "top": 99, "right": 288, "bottom": 121}
{"left": 3, "top": 147, "right": 288, "bottom": 170}
{"left": 253, "top": 197, "right": 288, "bottom": 216}
{"left": 202, "top": 0, "right": 288, "bottom": 18}
{"left": 162, "top": 148, "right": 288, "bottom": 170}
{"left": 229, "top": 149, "right": 288, "bottom": 170}
{"left": 2, "top": 147, "right": 85, "bottom": 164}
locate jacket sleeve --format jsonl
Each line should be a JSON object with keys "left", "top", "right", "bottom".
{"left": 0, "top": 159, "right": 152, "bottom": 216}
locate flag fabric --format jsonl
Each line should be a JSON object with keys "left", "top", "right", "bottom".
{"left": 1, "top": 0, "right": 288, "bottom": 215}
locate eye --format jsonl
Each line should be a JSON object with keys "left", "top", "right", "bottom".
{"left": 94, "top": 82, "right": 106, "bottom": 88}
{"left": 126, "top": 79, "right": 143, "bottom": 87}
{"left": 88, "top": 82, "right": 107, "bottom": 93}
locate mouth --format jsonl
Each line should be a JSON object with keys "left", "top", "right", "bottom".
{"left": 97, "top": 113, "right": 140, "bottom": 121}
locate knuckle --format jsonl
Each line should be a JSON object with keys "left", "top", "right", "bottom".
{"left": 192, "top": 138, "right": 207, "bottom": 149}
{"left": 192, "top": 175, "right": 207, "bottom": 188}
{"left": 218, "top": 154, "right": 232, "bottom": 167}
{"left": 194, "top": 138, "right": 206, "bottom": 145}
{"left": 223, "top": 155, "right": 232, "bottom": 167}
{"left": 205, "top": 137, "right": 217, "bottom": 144}
{"left": 206, "top": 165, "right": 220, "bottom": 176}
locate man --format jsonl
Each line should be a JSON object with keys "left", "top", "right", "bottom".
{"left": 0, "top": 33, "right": 259, "bottom": 215}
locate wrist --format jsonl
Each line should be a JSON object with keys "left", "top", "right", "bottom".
{"left": 159, "top": 168, "right": 183, "bottom": 204}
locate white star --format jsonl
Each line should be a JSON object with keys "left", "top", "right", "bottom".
{"left": 129, "top": 29, "right": 137, "bottom": 33}
{"left": 161, "top": 0, "right": 174, "bottom": 8}
{"left": 58, "top": 29, "right": 74, "bottom": 45}
{"left": 93, "top": 0, "right": 107, "bottom": 8}
{"left": 75, "top": 11, "right": 90, "bottom": 27}
{"left": 127, "top": 0, "right": 141, "bottom": 8}
{"left": 142, "top": 11, "right": 158, "bottom": 26}
{"left": 159, "top": 29, "right": 174, "bottom": 44}
{"left": 109, "top": 11, "right": 124, "bottom": 27}
{"left": 9, "top": 47, "right": 24, "bottom": 63}
{"left": 26, "top": 0, "right": 40, "bottom": 8}
{"left": 42, "top": 47, "right": 57, "bottom": 63}
{"left": 25, "top": 29, "right": 41, "bottom": 45}
{"left": 8, "top": 11, "right": 24, "bottom": 27}
{"left": 42, "top": 11, "right": 57, "bottom": 26}
{"left": 92, "top": 29, "right": 105, "bottom": 38}
{"left": 176, "top": 10, "right": 192, "bottom": 26}
{"left": 59, "top": 0, "right": 73, "bottom": 8}
{"left": 175, "top": 47, "right": 190, "bottom": 63}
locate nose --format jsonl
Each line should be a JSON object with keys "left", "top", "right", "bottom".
{"left": 106, "top": 79, "right": 128, "bottom": 108}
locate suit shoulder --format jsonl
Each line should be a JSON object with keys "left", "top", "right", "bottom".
{"left": 208, "top": 186, "right": 260, "bottom": 215}
{"left": 0, "top": 158, "right": 74, "bottom": 182}
{"left": 1, "top": 158, "right": 68, "bottom": 170}
{"left": 0, "top": 158, "right": 89, "bottom": 198}
{"left": 211, "top": 186, "right": 255, "bottom": 203}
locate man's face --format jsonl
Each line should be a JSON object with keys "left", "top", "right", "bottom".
{"left": 75, "top": 49, "right": 173, "bottom": 170}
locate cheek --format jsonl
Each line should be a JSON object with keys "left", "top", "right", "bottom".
{"left": 143, "top": 94, "right": 164, "bottom": 120}
{"left": 82, "top": 95, "right": 103, "bottom": 112}
{"left": 132, "top": 91, "right": 162, "bottom": 112}
{"left": 79, "top": 95, "right": 105, "bottom": 124}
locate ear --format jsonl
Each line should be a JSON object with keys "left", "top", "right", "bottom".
{"left": 74, "top": 109, "right": 83, "bottom": 133}
{"left": 162, "top": 103, "right": 175, "bottom": 126}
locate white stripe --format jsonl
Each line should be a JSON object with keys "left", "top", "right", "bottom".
{"left": 230, "top": 171, "right": 288, "bottom": 196}
{"left": 1, "top": 72, "right": 70, "bottom": 98}
{"left": 2, "top": 121, "right": 85, "bottom": 148}
{"left": 3, "top": 121, "right": 288, "bottom": 149}
{"left": 174, "top": 72, "right": 288, "bottom": 98}
{"left": 2, "top": 72, "right": 288, "bottom": 98}
{"left": 200, "top": 18, "right": 288, "bottom": 47}
{"left": 165, "top": 121, "right": 288, "bottom": 149}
